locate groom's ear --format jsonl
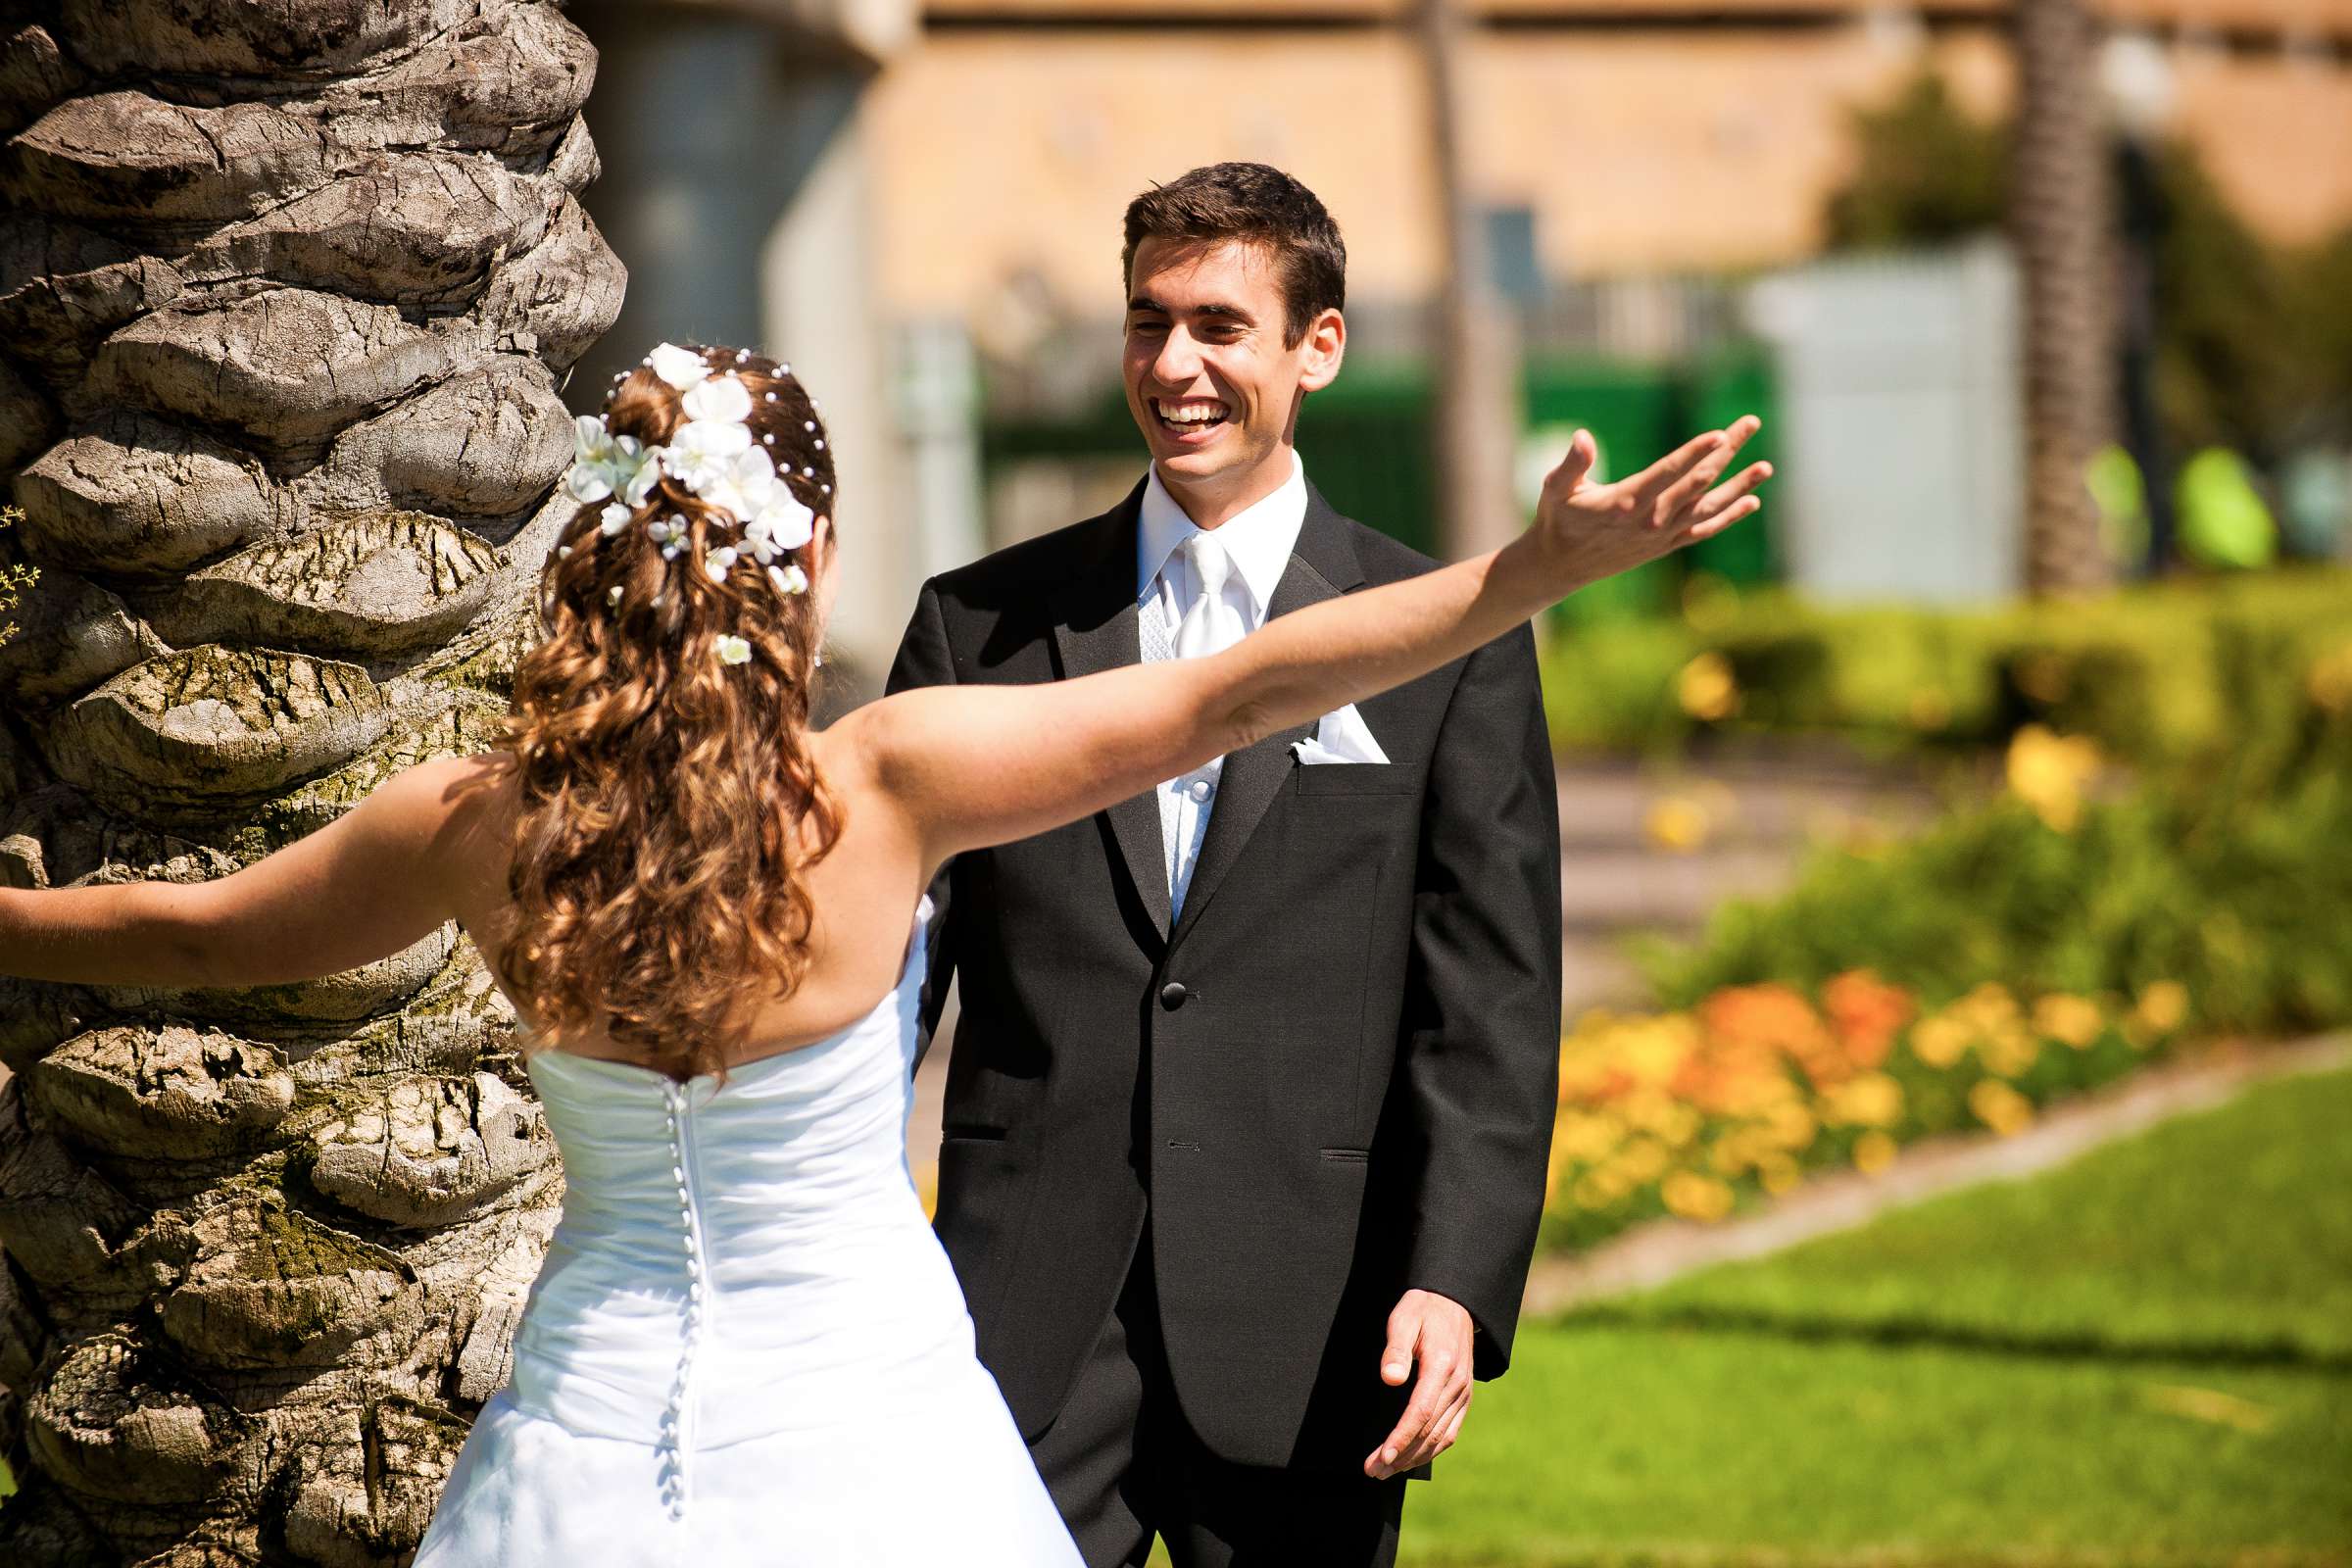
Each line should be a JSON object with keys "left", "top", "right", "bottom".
{"left": 1298, "top": 306, "right": 1346, "bottom": 395}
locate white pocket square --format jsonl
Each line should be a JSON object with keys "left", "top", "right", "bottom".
{"left": 1291, "top": 702, "right": 1391, "bottom": 765}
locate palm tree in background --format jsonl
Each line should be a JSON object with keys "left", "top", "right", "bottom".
{"left": 0, "top": 3, "right": 620, "bottom": 1560}
{"left": 2010, "top": 0, "right": 2119, "bottom": 596}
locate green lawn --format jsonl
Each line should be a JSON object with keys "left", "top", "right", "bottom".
{"left": 1399, "top": 1066, "right": 2352, "bottom": 1566}
{"left": 1405, "top": 1325, "right": 2352, "bottom": 1566}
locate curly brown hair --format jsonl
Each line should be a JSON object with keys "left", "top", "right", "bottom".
{"left": 494, "top": 346, "right": 841, "bottom": 1084}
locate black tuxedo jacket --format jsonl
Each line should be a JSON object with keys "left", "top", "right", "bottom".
{"left": 885, "top": 477, "right": 1561, "bottom": 1471}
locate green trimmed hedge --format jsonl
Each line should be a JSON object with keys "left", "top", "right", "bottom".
{"left": 1542, "top": 567, "right": 2352, "bottom": 769}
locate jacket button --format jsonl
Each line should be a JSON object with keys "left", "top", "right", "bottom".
{"left": 1158, "top": 981, "right": 1190, "bottom": 1010}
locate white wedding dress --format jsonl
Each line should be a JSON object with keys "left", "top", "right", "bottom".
{"left": 413, "top": 906, "right": 1081, "bottom": 1565}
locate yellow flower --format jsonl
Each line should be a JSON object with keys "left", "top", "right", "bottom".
{"left": 1953, "top": 982, "right": 2021, "bottom": 1029}
{"left": 2133, "top": 980, "right": 2189, "bottom": 1035}
{"left": 2033, "top": 993, "right": 2105, "bottom": 1050}
{"left": 2005, "top": 724, "right": 2102, "bottom": 833}
{"left": 1619, "top": 1088, "right": 1690, "bottom": 1142}
{"left": 1823, "top": 1072, "right": 1905, "bottom": 1129}
{"left": 1609, "top": 1137, "right": 1671, "bottom": 1185}
{"left": 1622, "top": 1014, "right": 1703, "bottom": 1087}
{"left": 1852, "top": 1130, "right": 1898, "bottom": 1175}
{"left": 1762, "top": 1100, "right": 1818, "bottom": 1152}
{"left": 1757, "top": 1154, "right": 1803, "bottom": 1195}
{"left": 1552, "top": 1111, "right": 1622, "bottom": 1164}
{"left": 1573, "top": 1170, "right": 1629, "bottom": 1211}
{"left": 1909, "top": 1013, "right": 1972, "bottom": 1069}
{"left": 1642, "top": 795, "right": 1713, "bottom": 854}
{"left": 1677, "top": 652, "right": 1739, "bottom": 721}
{"left": 1977, "top": 1025, "right": 2041, "bottom": 1080}
{"left": 1968, "top": 1079, "right": 2034, "bottom": 1137}
{"left": 1662, "top": 1170, "right": 1736, "bottom": 1223}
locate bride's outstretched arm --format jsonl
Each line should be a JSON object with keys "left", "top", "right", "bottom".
{"left": 0, "top": 754, "right": 500, "bottom": 988}
{"left": 854, "top": 419, "right": 1769, "bottom": 873}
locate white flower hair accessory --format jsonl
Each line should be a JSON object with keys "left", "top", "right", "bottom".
{"left": 714, "top": 634, "right": 753, "bottom": 666}
{"left": 567, "top": 416, "right": 658, "bottom": 508}
{"left": 649, "top": 342, "right": 710, "bottom": 391}
{"left": 562, "top": 342, "right": 828, "bottom": 633}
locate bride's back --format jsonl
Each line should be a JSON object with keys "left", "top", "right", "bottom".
{"left": 446, "top": 746, "right": 937, "bottom": 1079}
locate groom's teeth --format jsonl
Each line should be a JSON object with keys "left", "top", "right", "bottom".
{"left": 1157, "top": 400, "right": 1228, "bottom": 426}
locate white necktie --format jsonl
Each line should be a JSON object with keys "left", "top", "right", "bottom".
{"left": 1174, "top": 531, "right": 1245, "bottom": 660}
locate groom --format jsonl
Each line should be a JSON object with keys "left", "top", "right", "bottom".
{"left": 888, "top": 163, "right": 1560, "bottom": 1566}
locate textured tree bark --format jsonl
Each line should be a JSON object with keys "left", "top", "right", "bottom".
{"left": 2010, "top": 0, "right": 2118, "bottom": 598}
{"left": 0, "top": 4, "right": 622, "bottom": 1561}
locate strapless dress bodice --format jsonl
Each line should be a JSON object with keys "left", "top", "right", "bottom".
{"left": 503, "top": 913, "right": 972, "bottom": 1494}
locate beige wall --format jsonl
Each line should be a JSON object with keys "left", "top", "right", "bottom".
{"left": 861, "top": 22, "right": 2352, "bottom": 323}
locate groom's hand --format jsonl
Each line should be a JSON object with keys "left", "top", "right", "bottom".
{"left": 1365, "top": 1289, "right": 1476, "bottom": 1480}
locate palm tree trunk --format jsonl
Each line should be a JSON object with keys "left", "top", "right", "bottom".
{"left": 2011, "top": 0, "right": 2118, "bottom": 596}
{"left": 0, "top": 4, "right": 621, "bottom": 1561}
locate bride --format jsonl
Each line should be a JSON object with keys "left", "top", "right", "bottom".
{"left": 0, "top": 342, "right": 1766, "bottom": 1561}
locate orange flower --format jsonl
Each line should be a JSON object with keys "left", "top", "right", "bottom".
{"left": 1701, "top": 983, "right": 1851, "bottom": 1088}
{"left": 1822, "top": 969, "right": 1916, "bottom": 1070}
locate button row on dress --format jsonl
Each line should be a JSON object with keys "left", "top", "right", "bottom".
{"left": 660, "top": 1080, "right": 700, "bottom": 1522}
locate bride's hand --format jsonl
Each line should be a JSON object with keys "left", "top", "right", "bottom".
{"left": 1528, "top": 416, "right": 1771, "bottom": 593}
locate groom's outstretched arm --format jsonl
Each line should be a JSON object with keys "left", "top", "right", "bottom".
{"left": 885, "top": 578, "right": 960, "bottom": 1059}
{"left": 1397, "top": 623, "right": 1561, "bottom": 1376}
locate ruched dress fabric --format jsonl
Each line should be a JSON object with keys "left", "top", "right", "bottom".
{"left": 412, "top": 914, "right": 1082, "bottom": 1566}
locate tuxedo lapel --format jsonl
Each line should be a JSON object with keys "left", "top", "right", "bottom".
{"left": 1167, "top": 484, "right": 1367, "bottom": 951}
{"left": 1048, "top": 483, "right": 1174, "bottom": 941}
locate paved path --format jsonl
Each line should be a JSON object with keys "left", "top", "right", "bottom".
{"left": 1522, "top": 1031, "right": 2352, "bottom": 1315}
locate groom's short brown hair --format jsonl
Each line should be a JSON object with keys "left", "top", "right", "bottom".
{"left": 1121, "top": 162, "right": 1347, "bottom": 349}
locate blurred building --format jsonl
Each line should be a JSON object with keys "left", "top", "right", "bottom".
{"left": 565, "top": 0, "right": 2352, "bottom": 662}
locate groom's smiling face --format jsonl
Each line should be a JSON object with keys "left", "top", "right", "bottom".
{"left": 1122, "top": 237, "right": 1342, "bottom": 510}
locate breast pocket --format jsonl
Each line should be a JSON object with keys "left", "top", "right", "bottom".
{"left": 1294, "top": 762, "right": 1418, "bottom": 798}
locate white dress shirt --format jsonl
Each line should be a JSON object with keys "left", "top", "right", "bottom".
{"left": 1135, "top": 452, "right": 1309, "bottom": 915}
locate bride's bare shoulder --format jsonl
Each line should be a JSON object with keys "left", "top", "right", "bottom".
{"left": 809, "top": 698, "right": 904, "bottom": 792}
